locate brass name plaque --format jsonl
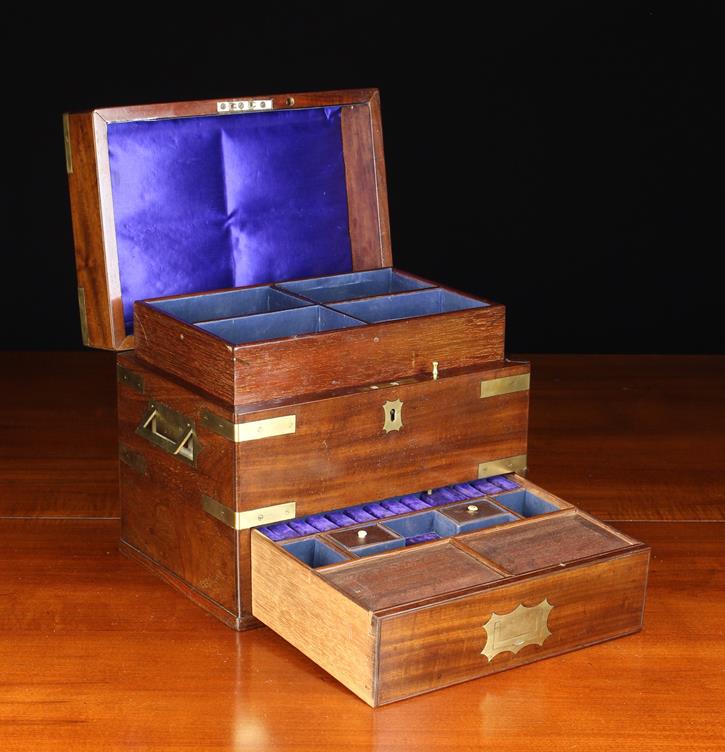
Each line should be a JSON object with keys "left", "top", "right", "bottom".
{"left": 217, "top": 99, "right": 274, "bottom": 113}
{"left": 481, "top": 599, "right": 553, "bottom": 662}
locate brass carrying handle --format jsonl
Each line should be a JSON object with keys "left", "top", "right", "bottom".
{"left": 141, "top": 409, "right": 193, "bottom": 456}
{"left": 135, "top": 402, "right": 197, "bottom": 464}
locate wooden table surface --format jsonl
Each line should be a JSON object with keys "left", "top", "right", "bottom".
{"left": 1, "top": 352, "right": 723, "bottom": 752}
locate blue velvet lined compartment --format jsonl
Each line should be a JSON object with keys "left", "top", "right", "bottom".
{"left": 258, "top": 476, "right": 524, "bottom": 542}
{"left": 329, "top": 289, "right": 487, "bottom": 324}
{"left": 383, "top": 511, "right": 458, "bottom": 544}
{"left": 196, "top": 306, "right": 363, "bottom": 344}
{"left": 282, "top": 538, "right": 347, "bottom": 568}
{"left": 492, "top": 490, "right": 559, "bottom": 517}
{"left": 107, "top": 107, "right": 353, "bottom": 333}
{"left": 277, "top": 269, "right": 434, "bottom": 303}
{"left": 149, "top": 286, "right": 311, "bottom": 324}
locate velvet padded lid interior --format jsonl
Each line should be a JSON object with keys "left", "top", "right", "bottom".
{"left": 108, "top": 107, "right": 353, "bottom": 333}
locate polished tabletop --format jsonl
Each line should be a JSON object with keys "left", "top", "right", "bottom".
{"left": 1, "top": 352, "right": 723, "bottom": 751}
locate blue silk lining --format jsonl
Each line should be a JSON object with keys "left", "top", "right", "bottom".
{"left": 107, "top": 107, "right": 353, "bottom": 333}
{"left": 261, "top": 475, "right": 532, "bottom": 562}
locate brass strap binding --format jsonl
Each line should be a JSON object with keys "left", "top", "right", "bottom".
{"left": 200, "top": 409, "right": 296, "bottom": 443}
{"left": 480, "top": 373, "right": 530, "bottom": 399}
{"left": 118, "top": 443, "right": 146, "bottom": 475}
{"left": 136, "top": 401, "right": 199, "bottom": 465}
{"left": 201, "top": 496, "right": 296, "bottom": 531}
{"left": 117, "top": 364, "right": 144, "bottom": 394}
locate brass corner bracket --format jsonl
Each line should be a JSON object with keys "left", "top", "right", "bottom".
{"left": 201, "top": 496, "right": 296, "bottom": 531}
{"left": 478, "top": 454, "right": 528, "bottom": 478}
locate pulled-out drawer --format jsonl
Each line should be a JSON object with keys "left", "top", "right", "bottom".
{"left": 251, "top": 475, "right": 649, "bottom": 706}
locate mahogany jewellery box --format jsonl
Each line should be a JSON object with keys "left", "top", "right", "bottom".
{"left": 64, "top": 88, "right": 649, "bottom": 706}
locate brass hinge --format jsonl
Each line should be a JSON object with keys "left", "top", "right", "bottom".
{"left": 77, "top": 287, "right": 89, "bottom": 346}
{"left": 117, "top": 364, "right": 144, "bottom": 394}
{"left": 480, "top": 373, "right": 530, "bottom": 399}
{"left": 201, "top": 495, "right": 296, "bottom": 531}
{"left": 478, "top": 454, "right": 528, "bottom": 478}
{"left": 62, "top": 113, "right": 73, "bottom": 174}
{"left": 200, "top": 409, "right": 296, "bottom": 443}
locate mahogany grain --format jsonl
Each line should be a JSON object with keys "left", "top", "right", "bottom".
{"left": 2, "top": 353, "right": 723, "bottom": 521}
{"left": 134, "top": 295, "right": 507, "bottom": 406}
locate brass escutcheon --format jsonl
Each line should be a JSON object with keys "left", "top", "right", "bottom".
{"left": 383, "top": 399, "right": 403, "bottom": 433}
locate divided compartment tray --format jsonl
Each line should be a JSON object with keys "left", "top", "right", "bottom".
{"left": 134, "top": 267, "right": 506, "bottom": 405}
{"left": 328, "top": 288, "right": 487, "bottom": 324}
{"left": 251, "top": 474, "right": 650, "bottom": 706}
{"left": 143, "top": 269, "right": 490, "bottom": 346}
{"left": 147, "top": 286, "right": 312, "bottom": 324}
{"left": 259, "top": 474, "right": 539, "bottom": 549}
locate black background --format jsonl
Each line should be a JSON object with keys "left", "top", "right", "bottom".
{"left": 3, "top": 3, "right": 722, "bottom": 352}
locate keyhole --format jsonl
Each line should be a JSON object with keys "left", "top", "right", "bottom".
{"left": 382, "top": 399, "right": 403, "bottom": 432}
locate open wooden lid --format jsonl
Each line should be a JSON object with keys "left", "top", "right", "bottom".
{"left": 64, "top": 88, "right": 391, "bottom": 350}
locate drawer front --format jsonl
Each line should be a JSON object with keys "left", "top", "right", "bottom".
{"left": 236, "top": 362, "right": 530, "bottom": 517}
{"left": 375, "top": 549, "right": 649, "bottom": 705}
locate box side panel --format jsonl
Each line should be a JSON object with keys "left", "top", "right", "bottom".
{"left": 134, "top": 305, "right": 235, "bottom": 404}
{"left": 251, "top": 531, "right": 376, "bottom": 705}
{"left": 376, "top": 549, "right": 649, "bottom": 705}
{"left": 235, "top": 362, "right": 528, "bottom": 513}
{"left": 66, "top": 112, "right": 118, "bottom": 349}
{"left": 117, "top": 354, "right": 240, "bottom": 619}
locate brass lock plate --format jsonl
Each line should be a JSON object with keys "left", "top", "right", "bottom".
{"left": 383, "top": 399, "right": 403, "bottom": 433}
